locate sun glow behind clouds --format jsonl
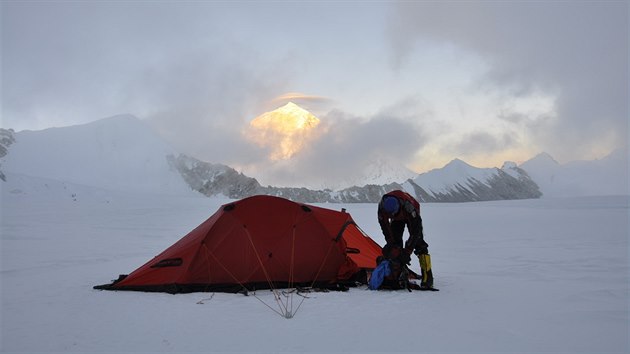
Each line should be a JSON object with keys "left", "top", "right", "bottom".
{"left": 271, "top": 92, "right": 329, "bottom": 104}
{"left": 246, "top": 102, "right": 322, "bottom": 161}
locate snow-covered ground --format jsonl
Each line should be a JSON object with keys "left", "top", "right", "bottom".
{"left": 1, "top": 189, "right": 628, "bottom": 353}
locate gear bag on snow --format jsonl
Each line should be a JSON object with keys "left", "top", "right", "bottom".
{"left": 368, "top": 259, "right": 391, "bottom": 290}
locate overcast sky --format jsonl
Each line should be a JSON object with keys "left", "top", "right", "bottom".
{"left": 2, "top": 1, "right": 628, "bottom": 179}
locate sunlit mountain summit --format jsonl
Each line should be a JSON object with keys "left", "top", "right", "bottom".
{"left": 247, "top": 102, "right": 321, "bottom": 160}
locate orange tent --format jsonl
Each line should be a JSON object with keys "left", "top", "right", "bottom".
{"left": 95, "top": 195, "right": 382, "bottom": 293}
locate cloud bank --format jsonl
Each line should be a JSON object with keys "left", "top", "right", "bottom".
{"left": 387, "top": 1, "right": 628, "bottom": 163}
{"left": 2, "top": 2, "right": 626, "bottom": 186}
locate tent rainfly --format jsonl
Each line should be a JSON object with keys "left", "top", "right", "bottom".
{"left": 95, "top": 195, "right": 382, "bottom": 294}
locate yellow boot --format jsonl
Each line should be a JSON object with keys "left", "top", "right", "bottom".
{"left": 418, "top": 253, "right": 434, "bottom": 289}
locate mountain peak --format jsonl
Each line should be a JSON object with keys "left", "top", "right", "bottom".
{"left": 443, "top": 158, "right": 474, "bottom": 170}
{"left": 531, "top": 152, "right": 559, "bottom": 164}
{"left": 269, "top": 102, "right": 319, "bottom": 128}
{"left": 502, "top": 161, "right": 518, "bottom": 169}
{"left": 283, "top": 101, "right": 303, "bottom": 110}
{"left": 519, "top": 152, "right": 560, "bottom": 173}
{"left": 248, "top": 102, "right": 321, "bottom": 160}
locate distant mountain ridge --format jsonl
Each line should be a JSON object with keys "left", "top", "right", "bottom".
{"left": 2, "top": 114, "right": 625, "bottom": 202}
{"left": 409, "top": 159, "right": 541, "bottom": 202}
{"left": 167, "top": 153, "right": 541, "bottom": 203}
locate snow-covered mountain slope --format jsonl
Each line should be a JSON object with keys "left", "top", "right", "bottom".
{"left": 251, "top": 156, "right": 418, "bottom": 192}
{"left": 520, "top": 149, "right": 629, "bottom": 197}
{"left": 167, "top": 154, "right": 260, "bottom": 199}
{"left": 333, "top": 158, "right": 418, "bottom": 191}
{"left": 1, "top": 115, "right": 196, "bottom": 195}
{"left": 0, "top": 128, "right": 16, "bottom": 181}
{"left": 410, "top": 159, "right": 541, "bottom": 202}
{"left": 415, "top": 159, "right": 495, "bottom": 195}
{"left": 1, "top": 172, "right": 122, "bottom": 203}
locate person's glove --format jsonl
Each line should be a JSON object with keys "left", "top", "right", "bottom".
{"left": 413, "top": 240, "right": 429, "bottom": 255}
{"left": 414, "top": 247, "right": 428, "bottom": 256}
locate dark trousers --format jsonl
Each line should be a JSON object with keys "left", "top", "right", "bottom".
{"left": 390, "top": 220, "right": 429, "bottom": 254}
{"left": 390, "top": 220, "right": 406, "bottom": 248}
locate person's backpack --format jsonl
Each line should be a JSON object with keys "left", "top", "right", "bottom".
{"left": 368, "top": 259, "right": 391, "bottom": 290}
{"left": 369, "top": 244, "right": 414, "bottom": 290}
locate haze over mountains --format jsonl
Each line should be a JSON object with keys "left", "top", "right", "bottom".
{"left": 1, "top": 115, "right": 627, "bottom": 203}
{"left": 520, "top": 150, "right": 628, "bottom": 198}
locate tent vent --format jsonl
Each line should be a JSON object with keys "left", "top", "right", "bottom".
{"left": 151, "top": 258, "right": 183, "bottom": 268}
{"left": 301, "top": 205, "right": 312, "bottom": 212}
{"left": 224, "top": 204, "right": 236, "bottom": 211}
